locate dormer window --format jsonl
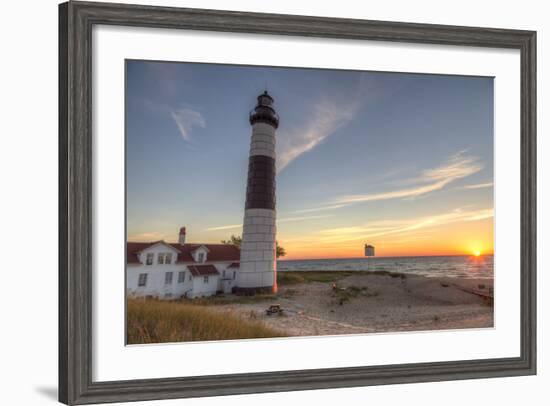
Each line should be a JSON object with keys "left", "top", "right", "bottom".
{"left": 156, "top": 252, "right": 173, "bottom": 265}
{"left": 191, "top": 246, "right": 210, "bottom": 263}
{"left": 136, "top": 242, "right": 181, "bottom": 267}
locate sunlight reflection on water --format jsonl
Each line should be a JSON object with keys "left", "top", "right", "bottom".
{"left": 278, "top": 255, "right": 494, "bottom": 279}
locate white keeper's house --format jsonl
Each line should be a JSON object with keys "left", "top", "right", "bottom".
{"left": 126, "top": 227, "right": 240, "bottom": 299}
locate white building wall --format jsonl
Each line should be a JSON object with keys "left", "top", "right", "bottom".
{"left": 190, "top": 274, "right": 219, "bottom": 298}
{"left": 210, "top": 263, "right": 236, "bottom": 291}
{"left": 126, "top": 244, "right": 238, "bottom": 299}
{"left": 127, "top": 264, "right": 193, "bottom": 299}
{"left": 217, "top": 264, "right": 239, "bottom": 293}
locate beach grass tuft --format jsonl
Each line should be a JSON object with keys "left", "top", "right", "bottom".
{"left": 277, "top": 271, "right": 351, "bottom": 285}
{"left": 332, "top": 285, "right": 378, "bottom": 304}
{"left": 277, "top": 270, "right": 408, "bottom": 286}
{"left": 277, "top": 272, "right": 306, "bottom": 285}
{"left": 185, "top": 294, "right": 275, "bottom": 306}
{"left": 127, "top": 298, "right": 284, "bottom": 344}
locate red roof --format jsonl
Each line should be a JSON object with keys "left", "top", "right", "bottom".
{"left": 228, "top": 262, "right": 240, "bottom": 268}
{"left": 126, "top": 241, "right": 240, "bottom": 265}
{"left": 188, "top": 264, "right": 219, "bottom": 277}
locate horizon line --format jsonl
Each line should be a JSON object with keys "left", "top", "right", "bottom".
{"left": 279, "top": 253, "right": 494, "bottom": 261}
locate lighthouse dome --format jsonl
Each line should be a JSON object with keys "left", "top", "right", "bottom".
{"left": 249, "top": 91, "right": 279, "bottom": 128}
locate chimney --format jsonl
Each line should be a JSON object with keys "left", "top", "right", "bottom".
{"left": 178, "top": 227, "right": 186, "bottom": 245}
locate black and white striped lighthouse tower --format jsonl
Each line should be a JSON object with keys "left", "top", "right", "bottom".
{"left": 237, "top": 91, "right": 279, "bottom": 294}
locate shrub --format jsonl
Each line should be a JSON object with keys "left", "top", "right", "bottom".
{"left": 187, "top": 294, "right": 274, "bottom": 306}
{"left": 389, "top": 272, "right": 406, "bottom": 279}
{"left": 277, "top": 272, "right": 305, "bottom": 285}
{"left": 278, "top": 271, "right": 352, "bottom": 285}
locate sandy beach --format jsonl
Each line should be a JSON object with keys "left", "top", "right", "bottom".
{"left": 207, "top": 271, "right": 494, "bottom": 337}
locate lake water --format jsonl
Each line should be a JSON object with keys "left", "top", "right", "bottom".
{"left": 277, "top": 255, "right": 494, "bottom": 279}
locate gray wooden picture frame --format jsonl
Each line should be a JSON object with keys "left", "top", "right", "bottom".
{"left": 59, "top": 1, "right": 537, "bottom": 404}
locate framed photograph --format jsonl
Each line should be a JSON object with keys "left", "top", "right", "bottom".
{"left": 59, "top": 1, "right": 536, "bottom": 404}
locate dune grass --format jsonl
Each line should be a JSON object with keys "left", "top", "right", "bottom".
{"left": 277, "top": 271, "right": 349, "bottom": 285}
{"left": 277, "top": 270, "right": 407, "bottom": 286}
{"left": 332, "top": 285, "right": 380, "bottom": 304}
{"left": 188, "top": 294, "right": 275, "bottom": 306}
{"left": 127, "top": 299, "right": 284, "bottom": 344}
{"left": 276, "top": 272, "right": 306, "bottom": 285}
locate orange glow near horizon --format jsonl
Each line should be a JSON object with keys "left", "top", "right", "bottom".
{"left": 277, "top": 217, "right": 494, "bottom": 260}
{"left": 127, "top": 211, "right": 494, "bottom": 261}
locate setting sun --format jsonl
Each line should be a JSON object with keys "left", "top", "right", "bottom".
{"left": 473, "top": 250, "right": 481, "bottom": 257}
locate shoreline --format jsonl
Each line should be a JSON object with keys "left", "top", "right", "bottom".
{"left": 278, "top": 253, "right": 495, "bottom": 261}
{"left": 276, "top": 269, "right": 494, "bottom": 279}
{"left": 211, "top": 271, "right": 494, "bottom": 337}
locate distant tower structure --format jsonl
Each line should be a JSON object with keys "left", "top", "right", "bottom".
{"left": 237, "top": 91, "right": 279, "bottom": 294}
{"left": 364, "top": 244, "right": 375, "bottom": 257}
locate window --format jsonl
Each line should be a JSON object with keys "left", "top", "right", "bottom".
{"left": 165, "top": 272, "right": 173, "bottom": 285}
{"left": 178, "top": 271, "right": 186, "bottom": 283}
{"left": 189, "top": 274, "right": 192, "bottom": 281}
{"left": 203, "top": 276, "right": 209, "bottom": 284}
{"left": 158, "top": 253, "right": 165, "bottom": 264}
{"left": 233, "top": 271, "right": 236, "bottom": 279}
{"left": 145, "top": 253, "right": 154, "bottom": 265}
{"left": 165, "top": 253, "right": 173, "bottom": 264}
{"left": 138, "top": 273, "right": 148, "bottom": 287}
{"left": 222, "top": 270, "right": 226, "bottom": 278}
{"left": 198, "top": 252, "right": 205, "bottom": 263}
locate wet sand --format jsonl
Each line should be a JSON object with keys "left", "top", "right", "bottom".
{"left": 211, "top": 272, "right": 494, "bottom": 336}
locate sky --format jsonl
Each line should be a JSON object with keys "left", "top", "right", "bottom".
{"left": 126, "top": 60, "right": 494, "bottom": 259}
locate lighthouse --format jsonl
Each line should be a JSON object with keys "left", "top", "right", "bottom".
{"left": 236, "top": 91, "right": 279, "bottom": 294}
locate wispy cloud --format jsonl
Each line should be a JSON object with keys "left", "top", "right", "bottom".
{"left": 205, "top": 214, "right": 333, "bottom": 232}
{"left": 336, "top": 151, "right": 482, "bottom": 204}
{"left": 205, "top": 224, "right": 243, "bottom": 232}
{"left": 276, "top": 75, "right": 372, "bottom": 172}
{"left": 293, "top": 151, "right": 483, "bottom": 213}
{"left": 462, "top": 182, "right": 493, "bottom": 190}
{"left": 276, "top": 100, "right": 359, "bottom": 172}
{"left": 170, "top": 107, "right": 206, "bottom": 141}
{"left": 292, "top": 204, "right": 349, "bottom": 214}
{"left": 128, "top": 231, "right": 167, "bottom": 241}
{"left": 313, "top": 207, "right": 494, "bottom": 245}
{"left": 138, "top": 97, "right": 206, "bottom": 143}
{"left": 278, "top": 214, "right": 333, "bottom": 223}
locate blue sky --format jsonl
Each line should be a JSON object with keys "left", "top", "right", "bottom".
{"left": 126, "top": 60, "right": 494, "bottom": 258}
